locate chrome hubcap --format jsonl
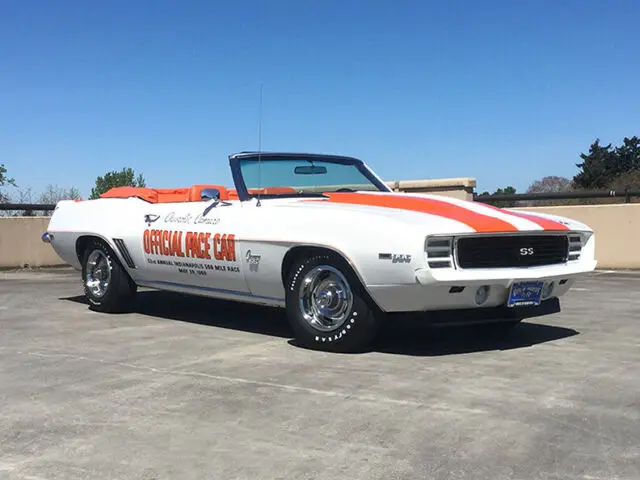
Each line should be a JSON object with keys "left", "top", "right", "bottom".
{"left": 86, "top": 250, "right": 111, "bottom": 298}
{"left": 299, "top": 265, "right": 353, "bottom": 332}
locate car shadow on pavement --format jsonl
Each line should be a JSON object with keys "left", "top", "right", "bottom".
{"left": 62, "top": 290, "right": 294, "bottom": 339}
{"left": 373, "top": 319, "right": 579, "bottom": 356}
{"left": 62, "top": 290, "right": 579, "bottom": 356}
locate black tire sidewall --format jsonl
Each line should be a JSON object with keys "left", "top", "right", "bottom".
{"left": 81, "top": 239, "right": 134, "bottom": 312}
{"left": 285, "top": 254, "right": 379, "bottom": 352}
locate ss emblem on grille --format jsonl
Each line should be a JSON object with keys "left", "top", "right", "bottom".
{"left": 520, "top": 247, "right": 534, "bottom": 256}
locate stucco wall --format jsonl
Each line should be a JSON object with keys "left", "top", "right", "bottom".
{"left": 0, "top": 217, "right": 64, "bottom": 268}
{"left": 511, "top": 203, "right": 640, "bottom": 269}
{"left": 386, "top": 178, "right": 476, "bottom": 201}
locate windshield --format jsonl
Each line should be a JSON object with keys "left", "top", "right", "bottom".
{"left": 237, "top": 155, "right": 388, "bottom": 197}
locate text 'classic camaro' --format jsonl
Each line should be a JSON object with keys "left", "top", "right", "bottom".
{"left": 43, "top": 152, "right": 597, "bottom": 352}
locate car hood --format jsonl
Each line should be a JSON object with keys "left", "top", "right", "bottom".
{"left": 290, "top": 191, "right": 589, "bottom": 233}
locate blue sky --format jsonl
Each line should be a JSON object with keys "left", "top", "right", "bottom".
{"left": 1, "top": 0, "right": 639, "bottom": 199}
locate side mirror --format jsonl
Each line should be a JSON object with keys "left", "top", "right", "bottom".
{"left": 200, "top": 188, "right": 220, "bottom": 201}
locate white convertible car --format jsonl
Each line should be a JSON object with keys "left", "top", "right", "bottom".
{"left": 43, "top": 152, "right": 597, "bottom": 352}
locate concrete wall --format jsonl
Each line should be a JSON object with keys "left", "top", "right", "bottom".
{"left": 511, "top": 203, "right": 640, "bottom": 269}
{"left": 0, "top": 217, "right": 64, "bottom": 268}
{"left": 386, "top": 177, "right": 476, "bottom": 201}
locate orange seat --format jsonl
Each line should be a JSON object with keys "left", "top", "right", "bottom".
{"left": 100, "top": 185, "right": 291, "bottom": 203}
{"left": 101, "top": 186, "right": 160, "bottom": 203}
{"left": 187, "top": 185, "right": 229, "bottom": 202}
{"left": 101, "top": 185, "right": 231, "bottom": 203}
{"left": 154, "top": 188, "right": 190, "bottom": 203}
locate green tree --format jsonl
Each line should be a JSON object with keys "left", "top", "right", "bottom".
{"left": 573, "top": 139, "right": 615, "bottom": 189}
{"left": 573, "top": 137, "right": 640, "bottom": 190}
{"left": 0, "top": 163, "right": 17, "bottom": 202}
{"left": 493, "top": 186, "right": 516, "bottom": 196}
{"left": 89, "top": 168, "right": 146, "bottom": 200}
{"left": 0, "top": 163, "right": 15, "bottom": 187}
{"left": 478, "top": 186, "right": 518, "bottom": 207}
{"left": 607, "top": 170, "right": 640, "bottom": 202}
{"left": 613, "top": 136, "right": 640, "bottom": 175}
{"left": 492, "top": 186, "right": 517, "bottom": 207}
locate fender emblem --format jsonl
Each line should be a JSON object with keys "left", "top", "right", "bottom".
{"left": 144, "top": 214, "right": 160, "bottom": 226}
{"left": 245, "top": 250, "right": 261, "bottom": 272}
{"left": 392, "top": 254, "right": 412, "bottom": 263}
{"left": 379, "top": 253, "right": 412, "bottom": 263}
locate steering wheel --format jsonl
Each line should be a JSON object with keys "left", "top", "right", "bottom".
{"left": 335, "top": 188, "right": 355, "bottom": 192}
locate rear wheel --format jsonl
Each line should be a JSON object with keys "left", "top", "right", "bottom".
{"left": 81, "top": 238, "right": 137, "bottom": 312}
{"left": 285, "top": 254, "right": 381, "bottom": 352}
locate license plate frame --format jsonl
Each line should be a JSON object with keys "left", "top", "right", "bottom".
{"left": 507, "top": 280, "right": 544, "bottom": 307}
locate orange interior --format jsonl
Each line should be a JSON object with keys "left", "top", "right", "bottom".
{"left": 226, "top": 187, "right": 296, "bottom": 200}
{"left": 100, "top": 185, "right": 294, "bottom": 203}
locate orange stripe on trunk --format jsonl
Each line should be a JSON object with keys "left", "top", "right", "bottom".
{"left": 478, "top": 203, "right": 570, "bottom": 231}
{"left": 322, "top": 193, "right": 518, "bottom": 232}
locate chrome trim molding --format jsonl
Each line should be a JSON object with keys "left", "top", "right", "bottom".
{"left": 141, "top": 280, "right": 285, "bottom": 303}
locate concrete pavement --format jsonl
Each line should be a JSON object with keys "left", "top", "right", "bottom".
{"left": 0, "top": 269, "right": 638, "bottom": 479}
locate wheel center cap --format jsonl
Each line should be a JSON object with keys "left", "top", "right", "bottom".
{"left": 317, "top": 289, "right": 333, "bottom": 309}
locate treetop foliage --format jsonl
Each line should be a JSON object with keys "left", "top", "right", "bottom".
{"left": 0, "top": 163, "right": 17, "bottom": 203}
{"left": 0, "top": 163, "right": 16, "bottom": 188}
{"left": 573, "top": 136, "right": 640, "bottom": 189}
{"left": 484, "top": 136, "right": 640, "bottom": 202}
{"left": 89, "top": 168, "right": 146, "bottom": 200}
{"left": 527, "top": 176, "right": 573, "bottom": 194}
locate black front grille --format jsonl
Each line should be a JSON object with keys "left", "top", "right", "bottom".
{"left": 456, "top": 235, "right": 569, "bottom": 268}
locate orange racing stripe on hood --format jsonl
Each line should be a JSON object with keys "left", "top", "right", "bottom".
{"left": 478, "top": 202, "right": 570, "bottom": 231}
{"left": 320, "top": 192, "right": 518, "bottom": 232}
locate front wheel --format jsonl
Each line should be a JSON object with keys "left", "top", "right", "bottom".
{"left": 285, "top": 254, "right": 381, "bottom": 352}
{"left": 81, "top": 238, "right": 137, "bottom": 313}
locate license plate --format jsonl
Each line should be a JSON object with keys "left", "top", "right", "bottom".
{"left": 507, "top": 281, "right": 544, "bottom": 307}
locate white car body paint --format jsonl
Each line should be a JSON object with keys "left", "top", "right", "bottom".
{"left": 43, "top": 153, "right": 597, "bottom": 314}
